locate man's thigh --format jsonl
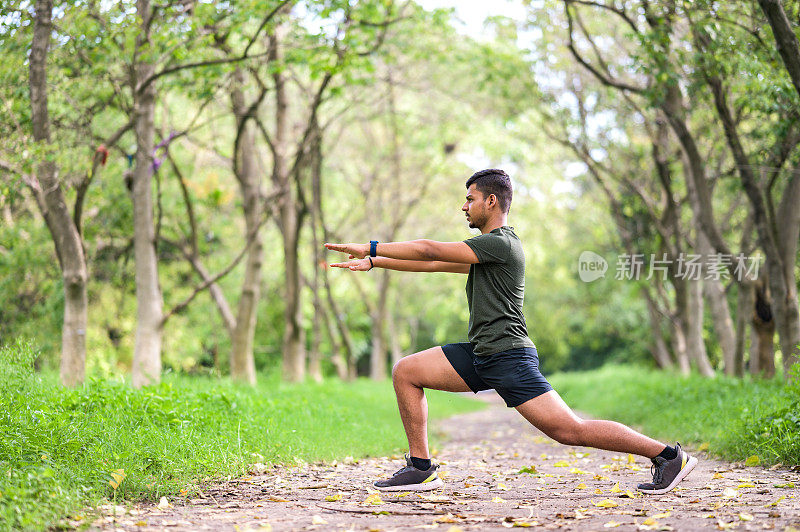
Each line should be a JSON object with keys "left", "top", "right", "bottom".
{"left": 395, "top": 346, "right": 473, "bottom": 393}
{"left": 514, "top": 390, "right": 583, "bottom": 434}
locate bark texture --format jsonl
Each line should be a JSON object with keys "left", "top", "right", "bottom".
{"left": 229, "top": 68, "right": 261, "bottom": 385}
{"left": 29, "top": 0, "right": 88, "bottom": 387}
{"left": 131, "top": 0, "right": 164, "bottom": 387}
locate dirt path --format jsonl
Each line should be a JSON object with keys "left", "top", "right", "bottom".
{"left": 94, "top": 393, "right": 799, "bottom": 531}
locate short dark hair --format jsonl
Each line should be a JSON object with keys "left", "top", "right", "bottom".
{"left": 465, "top": 169, "right": 513, "bottom": 213}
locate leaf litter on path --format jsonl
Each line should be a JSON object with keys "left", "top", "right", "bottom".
{"left": 96, "top": 399, "right": 800, "bottom": 531}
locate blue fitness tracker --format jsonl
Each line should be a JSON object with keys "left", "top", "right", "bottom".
{"left": 370, "top": 240, "right": 378, "bottom": 257}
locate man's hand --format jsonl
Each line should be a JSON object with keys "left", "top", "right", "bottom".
{"left": 330, "top": 258, "right": 372, "bottom": 271}
{"left": 324, "top": 242, "right": 369, "bottom": 259}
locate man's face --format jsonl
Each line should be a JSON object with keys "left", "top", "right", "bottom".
{"left": 462, "top": 184, "right": 489, "bottom": 229}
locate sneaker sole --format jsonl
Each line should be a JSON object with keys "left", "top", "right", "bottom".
{"left": 374, "top": 478, "right": 444, "bottom": 492}
{"left": 638, "top": 455, "right": 698, "bottom": 495}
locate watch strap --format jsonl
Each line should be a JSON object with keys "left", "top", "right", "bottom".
{"left": 370, "top": 240, "right": 378, "bottom": 257}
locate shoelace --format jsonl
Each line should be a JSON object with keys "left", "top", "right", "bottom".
{"left": 650, "top": 460, "right": 665, "bottom": 484}
{"left": 392, "top": 465, "right": 414, "bottom": 477}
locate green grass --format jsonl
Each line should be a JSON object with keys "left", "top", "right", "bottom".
{"left": 549, "top": 364, "right": 800, "bottom": 466}
{"left": 0, "top": 340, "right": 485, "bottom": 531}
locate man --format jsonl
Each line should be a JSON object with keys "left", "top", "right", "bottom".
{"left": 324, "top": 169, "right": 696, "bottom": 495}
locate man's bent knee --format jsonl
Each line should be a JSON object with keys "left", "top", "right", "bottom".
{"left": 392, "top": 357, "right": 420, "bottom": 386}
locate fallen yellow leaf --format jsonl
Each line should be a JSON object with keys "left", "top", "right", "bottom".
{"left": 765, "top": 495, "right": 786, "bottom": 507}
{"left": 593, "top": 499, "right": 619, "bottom": 508}
{"left": 570, "top": 468, "right": 589, "bottom": 475}
{"left": 268, "top": 496, "right": 289, "bottom": 502}
{"left": 594, "top": 489, "right": 604, "bottom": 494}
{"left": 622, "top": 489, "right": 638, "bottom": 498}
{"left": 324, "top": 493, "right": 342, "bottom": 502}
{"left": 491, "top": 496, "right": 507, "bottom": 503}
{"left": 109, "top": 469, "right": 126, "bottom": 490}
{"left": 697, "top": 442, "right": 710, "bottom": 451}
{"left": 604, "top": 521, "right": 622, "bottom": 528}
{"left": 311, "top": 515, "right": 327, "bottom": 525}
{"left": 553, "top": 460, "right": 570, "bottom": 467}
{"left": 642, "top": 517, "right": 657, "bottom": 526}
{"left": 627, "top": 454, "right": 635, "bottom": 464}
{"left": 364, "top": 492, "right": 384, "bottom": 505}
{"left": 497, "top": 483, "right": 510, "bottom": 491}
{"left": 610, "top": 482, "right": 623, "bottom": 493}
{"left": 744, "top": 455, "right": 760, "bottom": 467}
{"left": 594, "top": 475, "right": 610, "bottom": 480}
{"left": 653, "top": 511, "right": 671, "bottom": 518}
{"left": 712, "top": 472, "right": 724, "bottom": 479}
{"left": 722, "top": 487, "right": 739, "bottom": 498}
{"left": 576, "top": 483, "right": 588, "bottom": 489}
{"left": 738, "top": 512, "right": 753, "bottom": 521}
{"left": 435, "top": 513, "right": 459, "bottom": 523}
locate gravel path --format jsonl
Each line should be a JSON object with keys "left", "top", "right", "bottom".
{"left": 93, "top": 393, "right": 800, "bottom": 531}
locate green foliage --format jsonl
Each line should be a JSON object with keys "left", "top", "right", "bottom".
{"left": 550, "top": 365, "right": 799, "bottom": 465}
{"left": 0, "top": 340, "right": 484, "bottom": 531}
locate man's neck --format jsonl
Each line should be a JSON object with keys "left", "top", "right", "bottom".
{"left": 480, "top": 217, "right": 508, "bottom": 234}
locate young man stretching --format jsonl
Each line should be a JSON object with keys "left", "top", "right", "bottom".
{"left": 324, "top": 169, "right": 697, "bottom": 495}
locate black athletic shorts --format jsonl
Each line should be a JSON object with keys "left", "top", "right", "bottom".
{"left": 442, "top": 342, "right": 553, "bottom": 408}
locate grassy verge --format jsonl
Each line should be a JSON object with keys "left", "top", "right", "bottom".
{"left": 549, "top": 364, "right": 800, "bottom": 466}
{"left": 0, "top": 340, "right": 485, "bottom": 531}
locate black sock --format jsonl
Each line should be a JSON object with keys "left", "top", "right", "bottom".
{"left": 410, "top": 456, "right": 431, "bottom": 470}
{"left": 657, "top": 445, "right": 678, "bottom": 461}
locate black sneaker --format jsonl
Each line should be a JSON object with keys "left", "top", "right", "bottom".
{"left": 637, "top": 442, "right": 698, "bottom": 494}
{"left": 373, "top": 454, "right": 444, "bottom": 492}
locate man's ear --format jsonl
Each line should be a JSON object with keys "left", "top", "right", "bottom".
{"left": 487, "top": 193, "right": 497, "bottom": 209}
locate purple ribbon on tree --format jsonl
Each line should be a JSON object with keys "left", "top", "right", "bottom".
{"left": 151, "top": 130, "right": 179, "bottom": 174}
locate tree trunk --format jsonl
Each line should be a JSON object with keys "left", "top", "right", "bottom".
{"left": 269, "top": 28, "right": 305, "bottom": 382}
{"left": 280, "top": 199, "right": 305, "bottom": 382}
{"left": 229, "top": 69, "right": 261, "bottom": 385}
{"left": 369, "top": 269, "right": 391, "bottom": 380}
{"left": 734, "top": 281, "right": 754, "bottom": 377}
{"left": 644, "top": 290, "right": 673, "bottom": 369}
{"left": 702, "top": 69, "right": 797, "bottom": 379}
{"left": 671, "top": 278, "right": 692, "bottom": 374}
{"left": 29, "top": 0, "right": 88, "bottom": 387}
{"left": 775, "top": 170, "right": 800, "bottom": 376}
{"left": 752, "top": 278, "right": 776, "bottom": 378}
{"left": 388, "top": 303, "right": 404, "bottom": 367}
{"left": 758, "top": 0, "right": 800, "bottom": 99}
{"left": 131, "top": 0, "right": 163, "bottom": 387}
{"left": 687, "top": 279, "right": 715, "bottom": 376}
{"left": 697, "top": 232, "right": 736, "bottom": 375}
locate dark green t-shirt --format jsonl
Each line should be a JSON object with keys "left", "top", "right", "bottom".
{"left": 463, "top": 226, "right": 534, "bottom": 356}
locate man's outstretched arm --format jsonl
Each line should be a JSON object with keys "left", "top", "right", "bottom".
{"left": 330, "top": 257, "right": 470, "bottom": 274}
{"left": 324, "top": 239, "right": 479, "bottom": 263}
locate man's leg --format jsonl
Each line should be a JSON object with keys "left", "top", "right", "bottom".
{"left": 515, "top": 390, "right": 664, "bottom": 458}
{"left": 391, "top": 346, "right": 472, "bottom": 459}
